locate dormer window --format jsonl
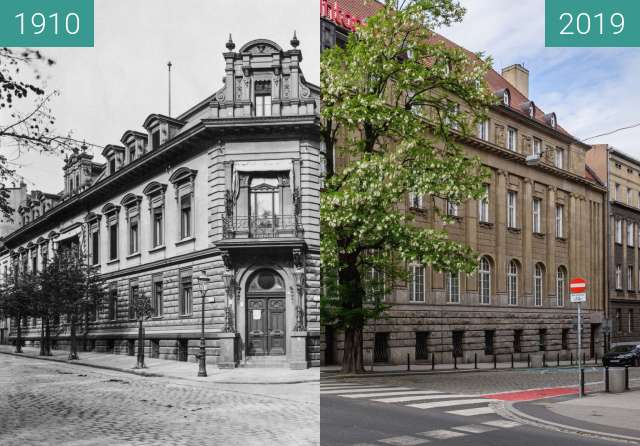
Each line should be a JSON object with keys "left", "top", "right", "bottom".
{"left": 152, "top": 131, "right": 160, "bottom": 150}
{"left": 129, "top": 145, "right": 136, "bottom": 163}
{"left": 109, "top": 158, "right": 116, "bottom": 175}
{"left": 503, "top": 89, "right": 510, "bottom": 107}
{"left": 550, "top": 115, "right": 556, "bottom": 128}
{"left": 255, "top": 81, "right": 272, "bottom": 117}
{"left": 528, "top": 103, "right": 535, "bottom": 118}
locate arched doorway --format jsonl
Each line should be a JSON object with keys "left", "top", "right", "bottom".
{"left": 246, "top": 269, "right": 286, "bottom": 356}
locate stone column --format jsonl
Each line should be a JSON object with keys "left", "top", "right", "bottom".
{"left": 522, "top": 179, "right": 533, "bottom": 301}
{"left": 496, "top": 170, "right": 507, "bottom": 294}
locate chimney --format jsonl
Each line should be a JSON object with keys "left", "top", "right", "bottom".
{"left": 501, "top": 64, "right": 529, "bottom": 98}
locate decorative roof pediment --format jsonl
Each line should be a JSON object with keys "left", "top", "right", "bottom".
{"left": 36, "top": 236, "right": 48, "bottom": 245}
{"left": 101, "top": 203, "right": 120, "bottom": 215}
{"left": 120, "top": 193, "right": 143, "bottom": 207}
{"left": 239, "top": 39, "right": 283, "bottom": 55}
{"left": 120, "top": 130, "right": 148, "bottom": 146}
{"left": 168, "top": 167, "right": 197, "bottom": 185}
{"left": 143, "top": 114, "right": 186, "bottom": 131}
{"left": 48, "top": 230, "right": 59, "bottom": 239}
{"left": 142, "top": 181, "right": 168, "bottom": 196}
{"left": 101, "top": 144, "right": 125, "bottom": 157}
{"left": 84, "top": 211, "right": 102, "bottom": 223}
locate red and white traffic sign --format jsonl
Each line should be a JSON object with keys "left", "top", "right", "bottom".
{"left": 570, "top": 277, "right": 587, "bottom": 303}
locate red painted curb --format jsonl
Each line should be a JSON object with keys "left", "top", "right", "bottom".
{"left": 482, "top": 387, "right": 580, "bottom": 401}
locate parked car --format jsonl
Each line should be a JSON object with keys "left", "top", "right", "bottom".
{"left": 602, "top": 344, "right": 640, "bottom": 367}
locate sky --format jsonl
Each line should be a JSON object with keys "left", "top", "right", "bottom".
{"left": 439, "top": 0, "right": 640, "bottom": 156}
{"left": 1, "top": 0, "right": 319, "bottom": 193}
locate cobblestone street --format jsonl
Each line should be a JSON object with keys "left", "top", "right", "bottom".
{"left": 0, "top": 355, "right": 319, "bottom": 446}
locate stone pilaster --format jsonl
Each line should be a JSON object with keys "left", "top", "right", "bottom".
{"left": 496, "top": 170, "right": 507, "bottom": 294}
{"left": 546, "top": 186, "right": 556, "bottom": 303}
{"left": 522, "top": 178, "right": 533, "bottom": 299}
{"left": 465, "top": 198, "right": 478, "bottom": 293}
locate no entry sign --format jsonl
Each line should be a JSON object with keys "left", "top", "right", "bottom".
{"left": 570, "top": 277, "right": 587, "bottom": 303}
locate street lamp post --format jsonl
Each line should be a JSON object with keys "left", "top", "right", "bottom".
{"left": 194, "top": 273, "right": 210, "bottom": 377}
{"left": 133, "top": 292, "right": 153, "bottom": 369}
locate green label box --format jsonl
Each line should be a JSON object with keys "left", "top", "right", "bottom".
{"left": 0, "top": 0, "right": 94, "bottom": 47}
{"left": 546, "top": 0, "right": 640, "bottom": 47}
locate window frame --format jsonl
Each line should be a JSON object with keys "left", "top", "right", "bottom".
{"left": 478, "top": 185, "right": 490, "bottom": 223}
{"left": 534, "top": 263, "right": 544, "bottom": 307}
{"left": 446, "top": 272, "right": 460, "bottom": 304}
{"left": 479, "top": 256, "right": 491, "bottom": 305}
{"left": 408, "top": 263, "right": 425, "bottom": 303}
{"left": 507, "top": 260, "right": 519, "bottom": 305}
{"left": 507, "top": 191, "right": 517, "bottom": 228}
{"left": 507, "top": 127, "right": 517, "bottom": 151}
{"left": 556, "top": 204, "right": 564, "bottom": 238}
{"left": 556, "top": 267, "right": 566, "bottom": 307}
{"left": 532, "top": 198, "right": 541, "bottom": 233}
{"left": 179, "top": 268, "right": 193, "bottom": 316}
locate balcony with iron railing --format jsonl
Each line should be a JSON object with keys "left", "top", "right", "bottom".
{"left": 222, "top": 215, "right": 302, "bottom": 240}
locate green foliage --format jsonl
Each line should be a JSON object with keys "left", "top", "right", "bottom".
{"left": 321, "top": 0, "right": 497, "bottom": 334}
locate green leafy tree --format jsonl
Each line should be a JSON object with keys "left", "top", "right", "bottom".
{"left": 321, "top": 0, "right": 497, "bottom": 373}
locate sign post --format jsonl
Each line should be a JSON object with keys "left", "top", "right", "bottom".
{"left": 570, "top": 277, "right": 587, "bottom": 398}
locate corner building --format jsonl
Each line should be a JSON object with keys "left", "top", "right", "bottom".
{"left": 2, "top": 37, "right": 320, "bottom": 369}
{"left": 321, "top": 0, "right": 607, "bottom": 366}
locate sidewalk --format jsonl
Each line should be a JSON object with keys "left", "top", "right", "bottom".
{"left": 0, "top": 345, "right": 319, "bottom": 385}
{"left": 501, "top": 388, "right": 640, "bottom": 443}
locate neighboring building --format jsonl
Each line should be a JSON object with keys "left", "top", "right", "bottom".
{"left": 321, "top": 0, "right": 607, "bottom": 366}
{"left": 587, "top": 145, "right": 640, "bottom": 345}
{"left": 0, "top": 182, "right": 28, "bottom": 237}
{"left": 2, "top": 36, "right": 321, "bottom": 368}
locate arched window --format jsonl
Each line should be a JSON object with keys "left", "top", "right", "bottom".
{"left": 534, "top": 263, "right": 545, "bottom": 306}
{"left": 479, "top": 256, "right": 491, "bottom": 304}
{"left": 507, "top": 260, "right": 519, "bottom": 305}
{"left": 556, "top": 267, "right": 566, "bottom": 307}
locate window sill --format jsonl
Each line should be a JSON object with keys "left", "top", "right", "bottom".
{"left": 175, "top": 237, "right": 195, "bottom": 247}
{"left": 126, "top": 252, "right": 141, "bottom": 260}
{"left": 533, "top": 232, "right": 545, "bottom": 239}
{"left": 478, "top": 221, "right": 494, "bottom": 229}
{"left": 178, "top": 314, "right": 193, "bottom": 319}
{"left": 149, "top": 245, "right": 166, "bottom": 254}
{"left": 556, "top": 237, "right": 567, "bottom": 242}
{"left": 107, "top": 259, "right": 120, "bottom": 266}
{"left": 409, "top": 207, "right": 426, "bottom": 214}
{"left": 151, "top": 316, "right": 163, "bottom": 320}
{"left": 507, "top": 227, "right": 521, "bottom": 234}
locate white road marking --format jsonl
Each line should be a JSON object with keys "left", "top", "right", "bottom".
{"left": 446, "top": 406, "right": 496, "bottom": 416}
{"left": 452, "top": 424, "right": 498, "bottom": 434}
{"left": 482, "top": 420, "right": 522, "bottom": 429}
{"left": 373, "top": 394, "right": 478, "bottom": 404}
{"left": 379, "top": 435, "right": 430, "bottom": 445}
{"left": 341, "top": 390, "right": 442, "bottom": 399}
{"left": 407, "top": 398, "right": 491, "bottom": 410}
{"left": 321, "top": 387, "right": 412, "bottom": 395}
{"left": 418, "top": 429, "right": 467, "bottom": 440}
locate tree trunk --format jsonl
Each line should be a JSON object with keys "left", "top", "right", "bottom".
{"left": 44, "top": 316, "right": 51, "bottom": 355}
{"left": 15, "top": 317, "right": 22, "bottom": 353}
{"left": 136, "top": 319, "right": 145, "bottom": 368}
{"left": 39, "top": 321, "right": 45, "bottom": 355}
{"left": 338, "top": 254, "right": 366, "bottom": 374}
{"left": 68, "top": 313, "right": 78, "bottom": 360}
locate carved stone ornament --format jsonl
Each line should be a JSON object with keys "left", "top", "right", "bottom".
{"left": 301, "top": 85, "right": 310, "bottom": 98}
{"left": 283, "top": 76, "right": 290, "bottom": 98}
{"left": 221, "top": 250, "right": 232, "bottom": 270}
{"left": 292, "top": 248, "right": 304, "bottom": 269}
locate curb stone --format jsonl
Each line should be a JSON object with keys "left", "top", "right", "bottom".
{"left": 0, "top": 350, "right": 320, "bottom": 385}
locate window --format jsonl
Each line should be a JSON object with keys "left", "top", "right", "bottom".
{"left": 616, "top": 308, "right": 622, "bottom": 333}
{"left": 447, "top": 201, "right": 458, "bottom": 217}
{"left": 91, "top": 228, "right": 99, "bottom": 265}
{"left": 556, "top": 267, "right": 566, "bottom": 307}
{"left": 534, "top": 263, "right": 544, "bottom": 306}
{"left": 556, "top": 204, "right": 564, "bottom": 238}
{"left": 477, "top": 120, "right": 489, "bottom": 141}
{"left": 152, "top": 276, "right": 163, "bottom": 317}
{"left": 507, "top": 260, "right": 519, "bottom": 305}
{"left": 539, "top": 328, "right": 547, "bottom": 351}
{"left": 478, "top": 185, "right": 489, "bottom": 223}
{"left": 109, "top": 158, "right": 116, "bottom": 175}
{"left": 374, "top": 333, "right": 390, "bottom": 363}
{"left": 628, "top": 265, "right": 633, "bottom": 291}
{"left": 152, "top": 131, "right": 160, "bottom": 150}
{"left": 108, "top": 222, "right": 118, "bottom": 260}
{"left": 452, "top": 330, "right": 464, "bottom": 358}
{"left": 629, "top": 188, "right": 634, "bottom": 206}
{"left": 629, "top": 309, "right": 634, "bottom": 333}
{"left": 484, "top": 330, "right": 495, "bottom": 355}
{"left": 616, "top": 265, "right": 622, "bottom": 289}
{"left": 415, "top": 332, "right": 429, "bottom": 361}
{"left": 507, "top": 127, "right": 517, "bottom": 151}
{"left": 408, "top": 264, "right": 425, "bottom": 302}
{"left": 250, "top": 177, "right": 280, "bottom": 230}
{"left": 450, "top": 103, "right": 460, "bottom": 130}
{"left": 533, "top": 137, "right": 542, "bottom": 156}
{"left": 255, "top": 81, "right": 272, "bottom": 117}
{"left": 129, "top": 145, "right": 136, "bottom": 163}
{"left": 108, "top": 284, "right": 117, "bottom": 320}
{"left": 503, "top": 89, "right": 510, "bottom": 106}
{"left": 367, "top": 265, "right": 386, "bottom": 303}
{"left": 555, "top": 329, "right": 567, "bottom": 352}
{"left": 614, "top": 183, "right": 620, "bottom": 201}
{"left": 179, "top": 270, "right": 193, "bottom": 315}
{"left": 507, "top": 191, "right": 517, "bottom": 228}
{"left": 409, "top": 191, "right": 423, "bottom": 209}
{"left": 513, "top": 329, "right": 522, "bottom": 353}
{"left": 629, "top": 223, "right": 635, "bottom": 247}
{"left": 446, "top": 272, "right": 460, "bottom": 303}
{"left": 129, "top": 282, "right": 138, "bottom": 320}
{"left": 479, "top": 256, "right": 491, "bottom": 304}
{"left": 153, "top": 206, "right": 163, "bottom": 247}
{"left": 129, "top": 219, "right": 139, "bottom": 254}
{"left": 555, "top": 148, "right": 564, "bottom": 169}
{"left": 532, "top": 198, "right": 541, "bottom": 233}
{"left": 180, "top": 192, "right": 192, "bottom": 239}
{"left": 615, "top": 219, "right": 622, "bottom": 244}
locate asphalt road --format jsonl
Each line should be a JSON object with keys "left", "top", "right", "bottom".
{"left": 0, "top": 354, "right": 319, "bottom": 446}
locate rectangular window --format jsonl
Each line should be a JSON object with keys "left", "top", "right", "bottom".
{"left": 615, "top": 219, "right": 622, "bottom": 244}
{"left": 152, "top": 276, "right": 163, "bottom": 317}
{"left": 91, "top": 230, "right": 99, "bottom": 265}
{"left": 616, "top": 265, "right": 622, "bottom": 289}
{"left": 478, "top": 185, "right": 489, "bottom": 223}
{"left": 539, "top": 328, "right": 547, "bottom": 351}
{"left": 477, "top": 120, "right": 489, "bottom": 141}
{"left": 180, "top": 193, "right": 192, "bottom": 239}
{"left": 415, "top": 331, "right": 429, "bottom": 361}
{"left": 129, "top": 146, "right": 136, "bottom": 163}
{"left": 179, "top": 270, "right": 193, "bottom": 315}
{"left": 255, "top": 94, "right": 272, "bottom": 117}
{"left": 109, "top": 158, "right": 116, "bottom": 175}
{"left": 408, "top": 264, "right": 425, "bottom": 302}
{"left": 452, "top": 330, "right": 464, "bottom": 358}
{"left": 628, "top": 222, "right": 634, "bottom": 247}
{"left": 484, "top": 330, "right": 495, "bottom": 355}
{"left": 507, "top": 191, "right": 517, "bottom": 228}
{"left": 129, "top": 218, "right": 139, "bottom": 254}
{"left": 533, "top": 137, "right": 542, "bottom": 156}
{"left": 447, "top": 201, "right": 458, "bottom": 217}
{"left": 562, "top": 328, "right": 569, "bottom": 350}
{"left": 152, "top": 131, "right": 160, "bottom": 150}
{"left": 555, "top": 148, "right": 564, "bottom": 168}
{"left": 507, "top": 127, "right": 517, "bottom": 151}
{"left": 556, "top": 204, "right": 564, "bottom": 238}
{"left": 446, "top": 272, "right": 460, "bottom": 303}
{"left": 153, "top": 206, "right": 163, "bottom": 247}
{"left": 409, "top": 192, "right": 423, "bottom": 209}
{"left": 374, "top": 333, "right": 390, "bottom": 363}
{"left": 532, "top": 198, "right": 541, "bottom": 233}
{"left": 628, "top": 265, "right": 633, "bottom": 291}
{"left": 109, "top": 222, "right": 118, "bottom": 260}
{"left": 108, "top": 284, "right": 117, "bottom": 321}
{"left": 129, "top": 283, "right": 139, "bottom": 320}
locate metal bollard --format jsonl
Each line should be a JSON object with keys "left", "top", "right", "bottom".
{"left": 511, "top": 353, "right": 514, "bottom": 369}
{"left": 431, "top": 353, "right": 435, "bottom": 371}
{"left": 543, "top": 353, "right": 546, "bottom": 368}
{"left": 570, "top": 352, "right": 573, "bottom": 366}
{"left": 474, "top": 352, "right": 478, "bottom": 369}
{"left": 454, "top": 354, "right": 457, "bottom": 370}
{"left": 605, "top": 366, "right": 609, "bottom": 392}
{"left": 580, "top": 368, "right": 586, "bottom": 396}
{"left": 557, "top": 352, "right": 560, "bottom": 367}
{"left": 527, "top": 354, "right": 531, "bottom": 368}
{"left": 407, "top": 353, "right": 410, "bottom": 372}
{"left": 625, "top": 366, "right": 630, "bottom": 391}
{"left": 493, "top": 354, "right": 497, "bottom": 369}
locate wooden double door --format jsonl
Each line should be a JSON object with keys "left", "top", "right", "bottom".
{"left": 247, "top": 295, "right": 286, "bottom": 356}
